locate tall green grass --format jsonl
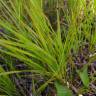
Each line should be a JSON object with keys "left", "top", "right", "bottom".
{"left": 0, "top": 0, "right": 96, "bottom": 95}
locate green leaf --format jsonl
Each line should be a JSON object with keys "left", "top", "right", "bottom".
{"left": 55, "top": 81, "right": 73, "bottom": 96}
{"left": 77, "top": 65, "right": 90, "bottom": 88}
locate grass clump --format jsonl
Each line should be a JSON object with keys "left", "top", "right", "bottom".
{"left": 0, "top": 0, "right": 96, "bottom": 96}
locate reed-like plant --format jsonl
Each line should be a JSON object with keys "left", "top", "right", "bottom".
{"left": 0, "top": 0, "right": 96, "bottom": 95}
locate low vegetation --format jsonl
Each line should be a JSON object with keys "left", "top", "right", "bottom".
{"left": 0, "top": 0, "right": 96, "bottom": 96}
